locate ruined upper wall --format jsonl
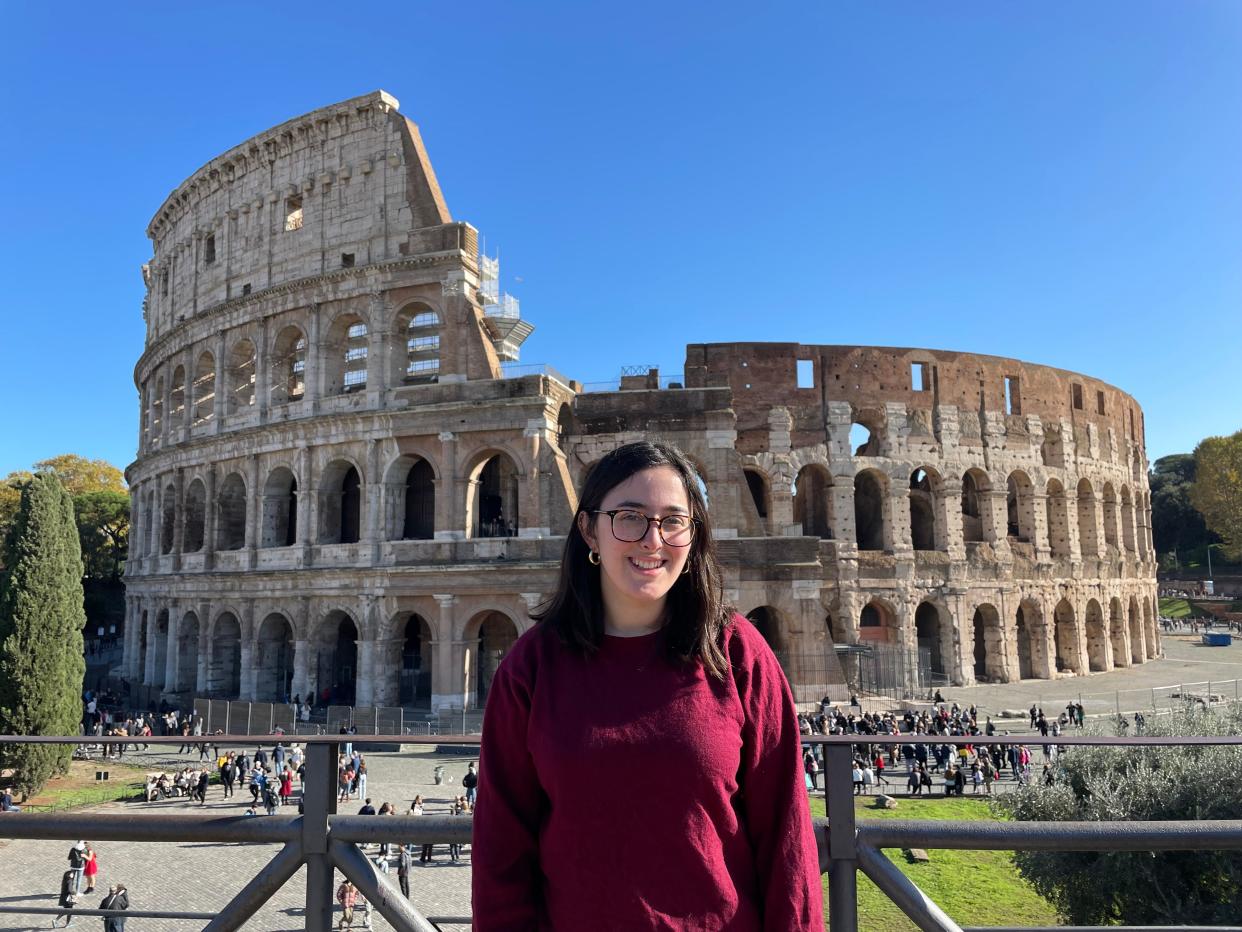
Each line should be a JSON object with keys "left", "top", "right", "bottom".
{"left": 141, "top": 91, "right": 458, "bottom": 345}
{"left": 684, "top": 342, "right": 1147, "bottom": 458}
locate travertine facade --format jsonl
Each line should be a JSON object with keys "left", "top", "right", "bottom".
{"left": 124, "top": 91, "right": 1159, "bottom": 711}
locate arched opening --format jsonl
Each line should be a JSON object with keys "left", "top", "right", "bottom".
{"left": 315, "top": 612, "right": 359, "bottom": 705}
{"left": 261, "top": 467, "right": 298, "bottom": 548}
{"left": 961, "top": 469, "right": 989, "bottom": 543}
{"left": 1045, "top": 479, "right": 1071, "bottom": 558}
{"left": 1120, "top": 487, "right": 1137, "bottom": 552}
{"left": 1014, "top": 602, "right": 1039, "bottom": 680}
{"left": 743, "top": 468, "right": 769, "bottom": 523}
{"left": 1053, "top": 599, "right": 1080, "bottom": 673}
{"left": 151, "top": 611, "right": 169, "bottom": 689}
{"left": 1085, "top": 599, "right": 1107, "bottom": 672}
{"left": 192, "top": 351, "right": 216, "bottom": 426}
{"left": 144, "top": 491, "right": 156, "bottom": 556}
{"left": 746, "top": 606, "right": 784, "bottom": 653}
{"left": 169, "top": 365, "right": 186, "bottom": 430}
{"left": 470, "top": 453, "right": 520, "bottom": 538}
{"left": 137, "top": 611, "right": 148, "bottom": 680}
{"left": 466, "top": 612, "right": 519, "bottom": 708}
{"left": 324, "top": 313, "right": 369, "bottom": 395}
{"left": 174, "top": 612, "right": 200, "bottom": 693}
{"left": 793, "top": 465, "right": 833, "bottom": 538}
{"left": 397, "top": 306, "right": 441, "bottom": 384}
{"left": 909, "top": 468, "right": 939, "bottom": 551}
{"left": 255, "top": 613, "right": 295, "bottom": 702}
{"left": 556, "top": 403, "right": 573, "bottom": 450}
{"left": 1077, "top": 479, "right": 1100, "bottom": 557}
{"left": 183, "top": 479, "right": 206, "bottom": 552}
{"left": 972, "top": 604, "right": 1004, "bottom": 682}
{"left": 1102, "top": 484, "right": 1119, "bottom": 549}
{"left": 849, "top": 420, "right": 878, "bottom": 456}
{"left": 209, "top": 612, "right": 242, "bottom": 698}
{"left": 319, "top": 461, "right": 362, "bottom": 545}
{"left": 151, "top": 377, "right": 164, "bottom": 440}
{"left": 854, "top": 470, "right": 886, "bottom": 551}
{"left": 216, "top": 473, "right": 247, "bottom": 551}
{"left": 1106, "top": 598, "right": 1127, "bottom": 668}
{"left": 915, "top": 601, "right": 949, "bottom": 679}
{"left": 400, "top": 614, "right": 434, "bottom": 705}
{"left": 859, "top": 600, "right": 896, "bottom": 644}
{"left": 1006, "top": 471, "right": 1035, "bottom": 542}
{"left": 225, "top": 339, "right": 256, "bottom": 414}
{"left": 160, "top": 483, "right": 176, "bottom": 554}
{"left": 402, "top": 459, "right": 435, "bottom": 540}
{"left": 270, "top": 325, "right": 307, "bottom": 405}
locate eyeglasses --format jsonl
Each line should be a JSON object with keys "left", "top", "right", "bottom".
{"left": 590, "top": 509, "right": 698, "bottom": 546}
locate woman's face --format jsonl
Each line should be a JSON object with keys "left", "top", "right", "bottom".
{"left": 580, "top": 466, "right": 694, "bottom": 625}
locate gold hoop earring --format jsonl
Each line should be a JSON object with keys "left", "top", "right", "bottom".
{"left": 588, "top": 550, "right": 601, "bottom": 566}
{"left": 681, "top": 561, "right": 691, "bottom": 576}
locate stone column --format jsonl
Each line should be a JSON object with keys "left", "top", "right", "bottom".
{"left": 941, "top": 476, "right": 965, "bottom": 560}
{"left": 213, "top": 330, "right": 227, "bottom": 428}
{"left": 367, "top": 292, "right": 389, "bottom": 408}
{"left": 196, "top": 626, "right": 210, "bottom": 694}
{"left": 372, "top": 638, "right": 404, "bottom": 707}
{"left": 298, "top": 446, "right": 314, "bottom": 553}
{"left": 291, "top": 639, "right": 312, "bottom": 704}
{"left": 256, "top": 316, "right": 270, "bottom": 423}
{"left": 245, "top": 454, "right": 260, "bottom": 568}
{"left": 171, "top": 469, "right": 186, "bottom": 560}
{"left": 122, "top": 596, "right": 137, "bottom": 681}
{"left": 430, "top": 594, "right": 458, "bottom": 710}
{"left": 365, "top": 440, "right": 382, "bottom": 550}
{"left": 355, "top": 595, "right": 379, "bottom": 707}
{"left": 163, "top": 610, "right": 181, "bottom": 694}
{"left": 435, "top": 432, "right": 462, "bottom": 540}
{"left": 1031, "top": 490, "right": 1051, "bottom": 561}
{"left": 238, "top": 603, "right": 257, "bottom": 700}
{"left": 519, "top": 422, "right": 543, "bottom": 537}
{"left": 202, "top": 465, "right": 218, "bottom": 569}
{"left": 305, "top": 302, "right": 321, "bottom": 412}
{"left": 180, "top": 347, "right": 194, "bottom": 443}
{"left": 143, "top": 607, "right": 159, "bottom": 686}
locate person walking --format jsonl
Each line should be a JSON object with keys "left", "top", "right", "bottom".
{"left": 397, "top": 843, "right": 413, "bottom": 898}
{"left": 82, "top": 844, "right": 99, "bottom": 894}
{"left": 67, "top": 841, "right": 87, "bottom": 894}
{"left": 335, "top": 880, "right": 357, "bottom": 930}
{"left": 99, "top": 884, "right": 128, "bottom": 932}
{"left": 52, "top": 869, "right": 78, "bottom": 927}
{"left": 196, "top": 769, "right": 210, "bottom": 805}
{"left": 803, "top": 750, "right": 819, "bottom": 791}
{"left": 462, "top": 763, "right": 478, "bottom": 806}
{"left": 220, "top": 756, "right": 236, "bottom": 798}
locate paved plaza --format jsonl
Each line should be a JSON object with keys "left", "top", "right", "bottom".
{"left": 0, "top": 630, "right": 1238, "bottom": 930}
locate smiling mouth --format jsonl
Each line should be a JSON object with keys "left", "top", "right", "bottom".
{"left": 628, "top": 557, "right": 666, "bottom": 571}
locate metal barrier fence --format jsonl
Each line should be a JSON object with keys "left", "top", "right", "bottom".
{"left": 189, "top": 700, "right": 484, "bottom": 738}
{"left": 3, "top": 735, "right": 1242, "bottom": 930}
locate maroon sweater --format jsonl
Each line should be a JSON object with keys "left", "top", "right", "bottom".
{"left": 472, "top": 614, "right": 823, "bottom": 930}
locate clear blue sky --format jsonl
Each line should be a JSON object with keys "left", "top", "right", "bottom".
{"left": 2, "top": 2, "right": 1240, "bottom": 478}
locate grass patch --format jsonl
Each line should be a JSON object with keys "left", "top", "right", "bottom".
{"left": 5, "top": 759, "right": 148, "bottom": 812}
{"left": 810, "top": 794, "right": 1060, "bottom": 931}
{"left": 1160, "top": 597, "right": 1209, "bottom": 619}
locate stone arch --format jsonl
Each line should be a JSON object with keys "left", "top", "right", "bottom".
{"left": 467, "top": 451, "right": 521, "bottom": 538}
{"left": 961, "top": 469, "right": 991, "bottom": 544}
{"left": 261, "top": 466, "right": 299, "bottom": 548}
{"left": 1108, "top": 597, "right": 1128, "bottom": 668}
{"left": 151, "top": 375, "right": 164, "bottom": 439}
{"left": 1045, "top": 479, "right": 1072, "bottom": 558}
{"left": 270, "top": 324, "right": 307, "bottom": 405}
{"left": 1015, "top": 599, "right": 1048, "bottom": 680}
{"left": 1006, "top": 470, "right": 1036, "bottom": 542}
{"left": 192, "top": 351, "right": 216, "bottom": 426}
{"left": 397, "top": 612, "right": 435, "bottom": 705}
{"left": 174, "top": 611, "right": 200, "bottom": 693}
{"left": 850, "top": 406, "right": 885, "bottom": 456}
{"left": 1120, "top": 486, "right": 1137, "bottom": 552}
{"left": 1076, "top": 479, "right": 1100, "bottom": 557}
{"left": 909, "top": 467, "right": 942, "bottom": 551}
{"left": 854, "top": 469, "right": 887, "bottom": 551}
{"left": 743, "top": 467, "right": 770, "bottom": 528}
{"left": 312, "top": 610, "right": 359, "bottom": 705}
{"left": 183, "top": 478, "right": 207, "bottom": 552}
{"left": 464, "top": 610, "right": 520, "bottom": 709}
{"left": 318, "top": 458, "right": 363, "bottom": 544}
{"left": 1053, "top": 599, "right": 1081, "bottom": 673}
{"left": 255, "top": 613, "right": 295, "bottom": 702}
{"left": 971, "top": 603, "right": 1005, "bottom": 682}
{"left": 859, "top": 598, "right": 898, "bottom": 644}
{"left": 384, "top": 454, "right": 436, "bottom": 540}
{"left": 208, "top": 611, "right": 242, "bottom": 698}
{"left": 1102, "top": 483, "right": 1119, "bottom": 549}
{"left": 1128, "top": 596, "right": 1143, "bottom": 664}
{"left": 1085, "top": 599, "right": 1107, "bottom": 672}
{"left": 225, "top": 338, "right": 256, "bottom": 414}
{"left": 169, "top": 365, "right": 186, "bottom": 428}
{"left": 216, "top": 472, "right": 247, "bottom": 551}
{"left": 793, "top": 464, "right": 833, "bottom": 538}
{"left": 556, "top": 403, "right": 573, "bottom": 450}
{"left": 160, "top": 482, "right": 176, "bottom": 554}
{"left": 745, "top": 605, "right": 785, "bottom": 653}
{"left": 152, "top": 609, "right": 169, "bottom": 689}
{"left": 914, "top": 600, "right": 953, "bottom": 680}
{"left": 324, "top": 311, "right": 369, "bottom": 395}
{"left": 394, "top": 303, "right": 441, "bottom": 384}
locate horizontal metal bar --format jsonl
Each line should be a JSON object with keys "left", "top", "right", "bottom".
{"left": 0, "top": 734, "right": 481, "bottom": 745}
{"left": 0, "top": 811, "right": 298, "bottom": 843}
{"left": 804, "top": 735, "right": 1242, "bottom": 747}
{"left": 328, "top": 815, "right": 472, "bottom": 844}
{"left": 963, "top": 927, "right": 1242, "bottom": 931}
{"left": 0, "top": 905, "right": 216, "bottom": 919}
{"left": 857, "top": 819, "right": 1242, "bottom": 851}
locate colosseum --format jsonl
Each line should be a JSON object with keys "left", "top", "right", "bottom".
{"left": 122, "top": 90, "right": 1159, "bottom": 714}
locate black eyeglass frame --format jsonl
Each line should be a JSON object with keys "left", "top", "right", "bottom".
{"left": 587, "top": 509, "right": 700, "bottom": 546}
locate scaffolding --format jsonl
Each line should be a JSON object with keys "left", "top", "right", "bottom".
{"left": 478, "top": 250, "right": 532, "bottom": 362}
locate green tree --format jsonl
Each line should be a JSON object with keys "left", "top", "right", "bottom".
{"left": 0, "top": 473, "right": 87, "bottom": 797}
{"left": 1149, "top": 453, "right": 1212, "bottom": 561}
{"left": 1001, "top": 708, "right": 1242, "bottom": 924}
{"left": 1191, "top": 430, "right": 1242, "bottom": 562}
{"left": 73, "top": 490, "right": 130, "bottom": 582}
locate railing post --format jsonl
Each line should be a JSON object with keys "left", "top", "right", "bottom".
{"left": 825, "top": 742, "right": 858, "bottom": 932}
{"left": 304, "top": 741, "right": 339, "bottom": 932}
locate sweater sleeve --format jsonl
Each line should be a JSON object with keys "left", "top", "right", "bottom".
{"left": 731, "top": 620, "right": 825, "bottom": 930}
{"left": 471, "top": 649, "right": 545, "bottom": 930}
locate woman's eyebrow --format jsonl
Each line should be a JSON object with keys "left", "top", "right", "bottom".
{"left": 609, "top": 500, "right": 689, "bottom": 513}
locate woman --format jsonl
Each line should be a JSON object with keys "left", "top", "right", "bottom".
{"left": 409, "top": 795, "right": 434, "bottom": 863}
{"left": 279, "top": 765, "right": 294, "bottom": 805}
{"left": 82, "top": 843, "right": 99, "bottom": 894}
{"left": 472, "top": 441, "right": 821, "bottom": 930}
{"left": 52, "top": 868, "right": 77, "bottom": 927}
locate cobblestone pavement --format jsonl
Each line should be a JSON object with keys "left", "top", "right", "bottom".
{"left": 2, "top": 632, "right": 1239, "bottom": 929}
{"left": 0, "top": 748, "right": 478, "bottom": 931}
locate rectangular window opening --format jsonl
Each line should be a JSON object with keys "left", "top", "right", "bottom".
{"left": 241, "top": 283, "right": 252, "bottom": 296}
{"left": 161, "top": 271, "right": 168, "bottom": 298}
{"left": 1072, "top": 383, "right": 1083, "bottom": 410}
{"left": 1096, "top": 390, "right": 1106, "bottom": 415}
{"left": 1129, "top": 408, "right": 1136, "bottom": 437}
{"left": 341, "top": 252, "right": 355, "bottom": 268}
{"left": 204, "top": 234, "right": 216, "bottom": 265}
{"left": 911, "top": 362, "right": 929, "bottom": 392}
{"left": 796, "top": 359, "right": 814, "bottom": 389}
{"left": 1004, "top": 375, "right": 1021, "bottom": 415}
{"left": 284, "top": 196, "right": 304, "bottom": 232}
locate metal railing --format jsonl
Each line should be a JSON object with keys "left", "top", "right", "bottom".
{"left": 3, "top": 735, "right": 1242, "bottom": 930}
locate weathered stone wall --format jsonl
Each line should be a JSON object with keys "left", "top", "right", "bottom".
{"left": 124, "top": 92, "right": 1159, "bottom": 713}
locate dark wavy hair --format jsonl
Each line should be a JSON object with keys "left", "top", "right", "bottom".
{"left": 532, "top": 440, "right": 732, "bottom": 679}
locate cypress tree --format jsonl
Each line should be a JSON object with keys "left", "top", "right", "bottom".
{"left": 0, "top": 472, "right": 86, "bottom": 796}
